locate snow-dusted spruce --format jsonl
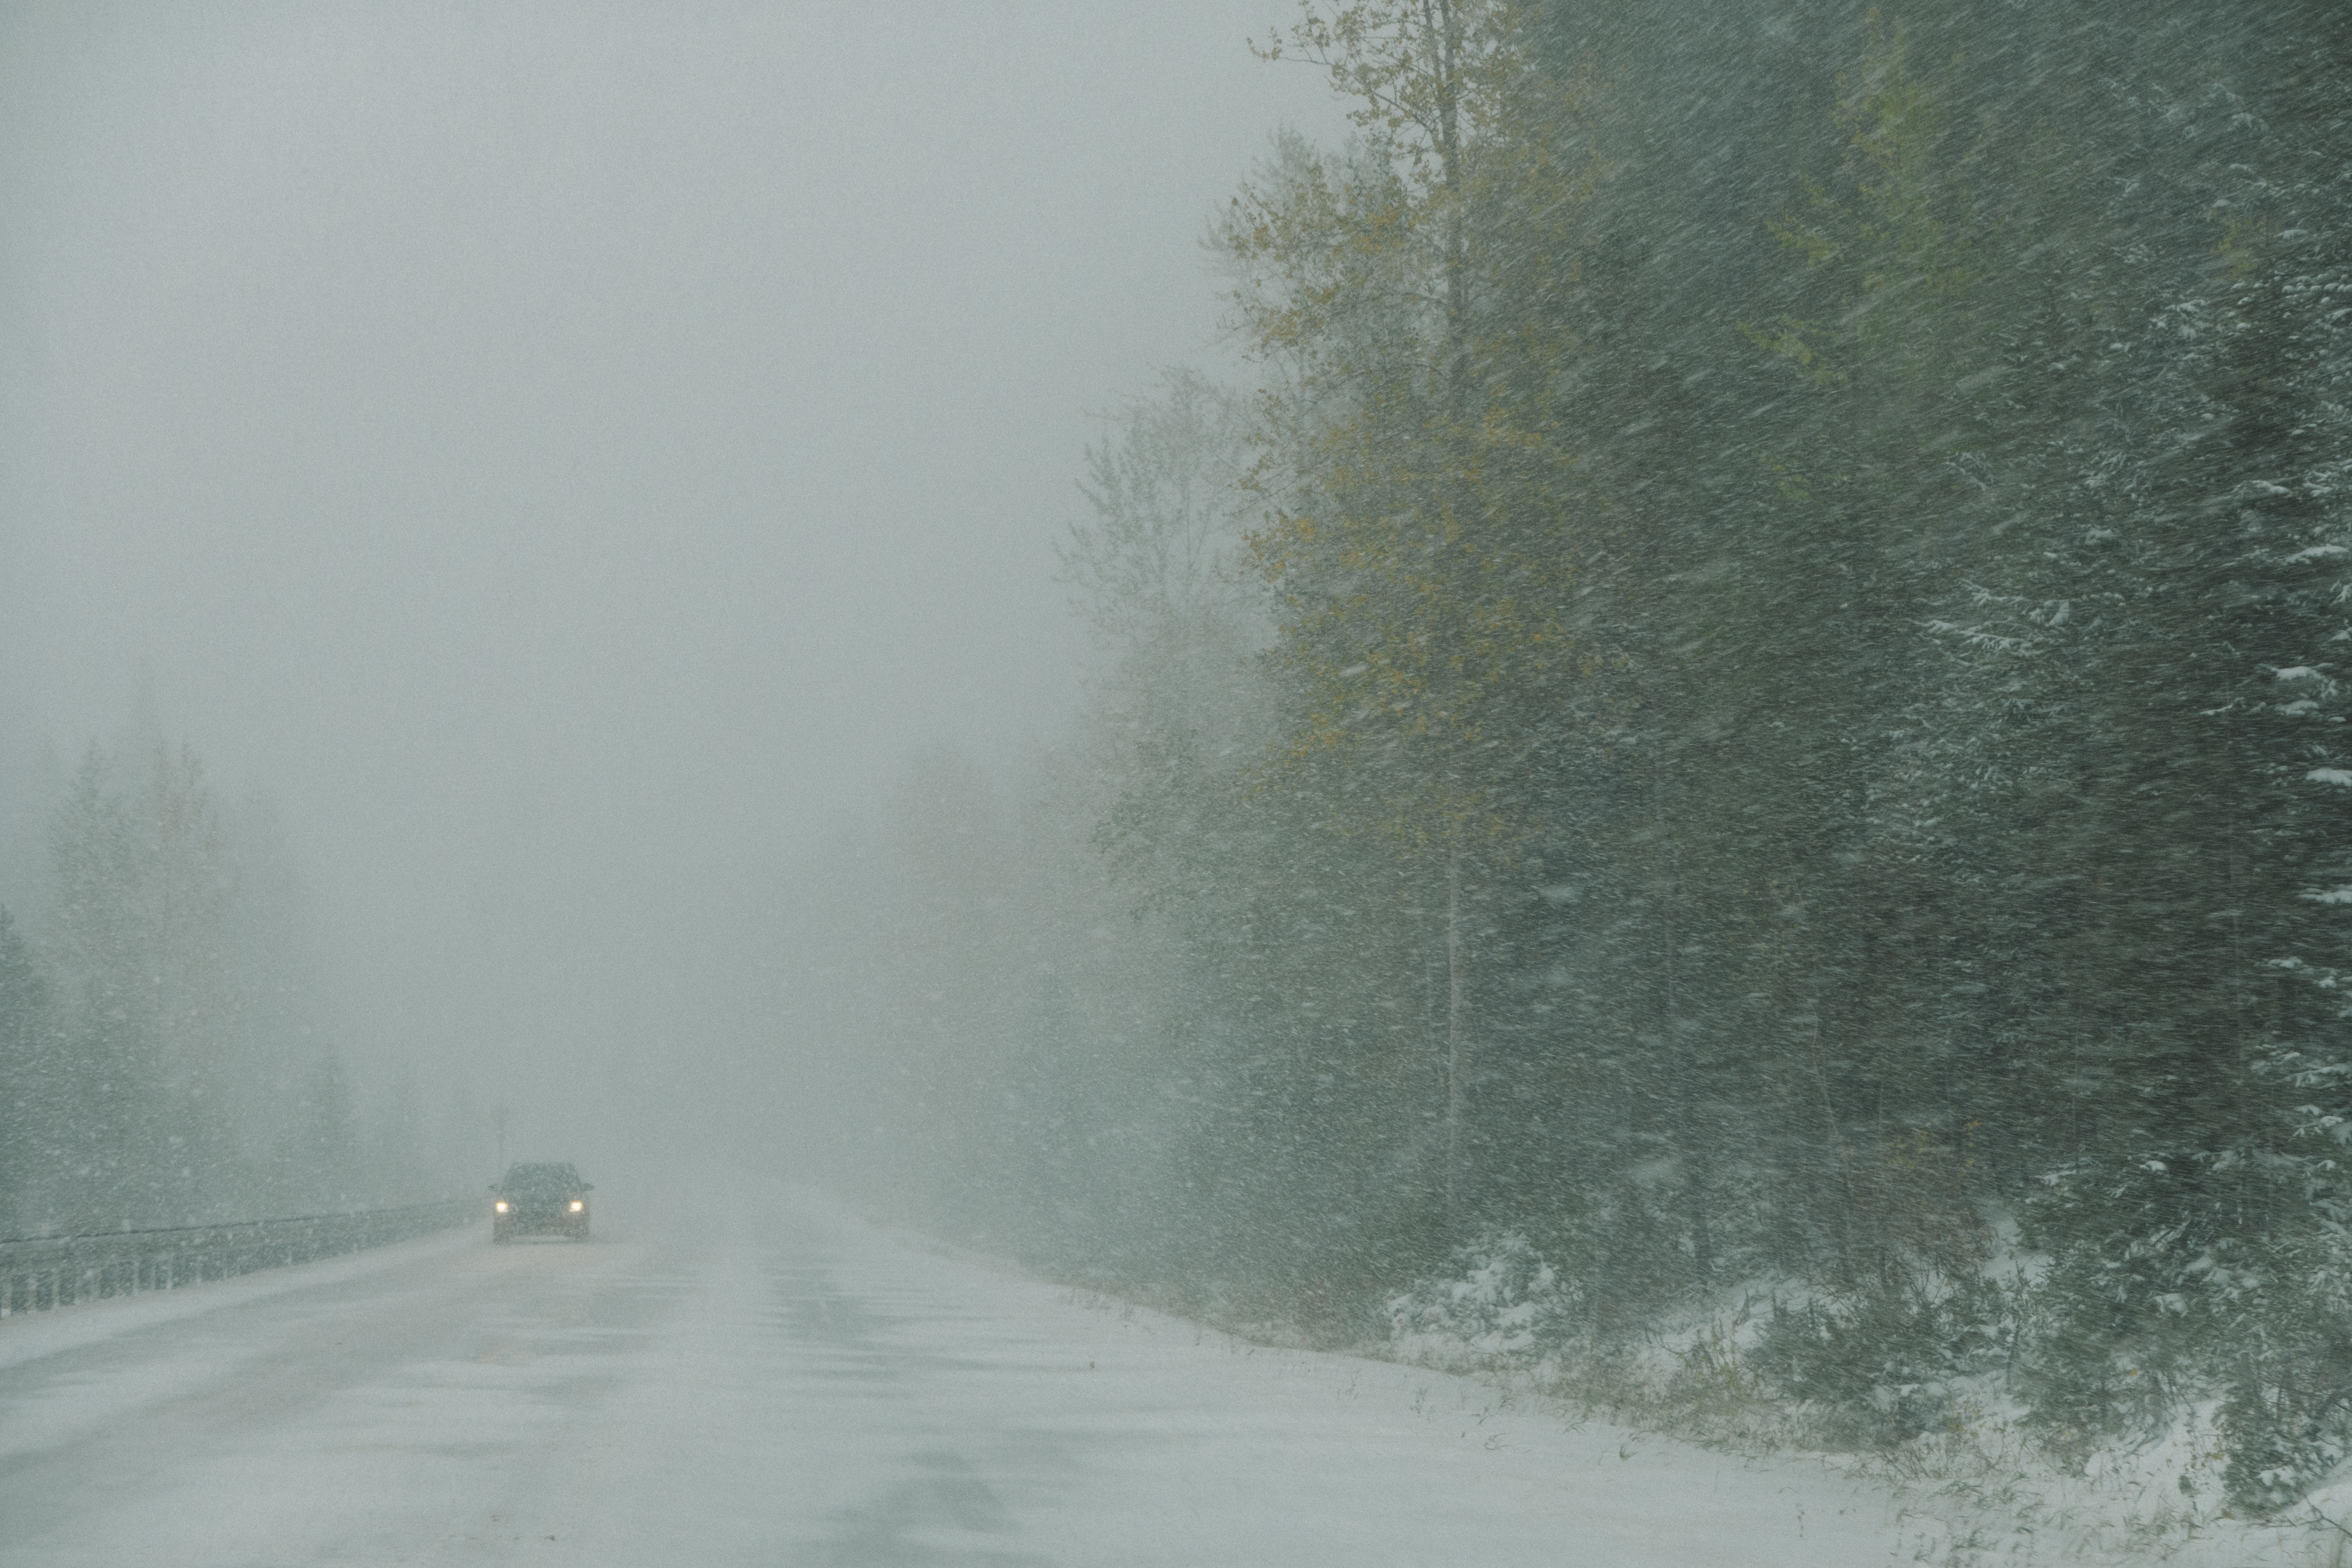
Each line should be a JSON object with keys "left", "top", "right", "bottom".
{"left": 0, "top": 741, "right": 459, "bottom": 1238}
{"left": 842, "top": 0, "right": 2352, "bottom": 1544}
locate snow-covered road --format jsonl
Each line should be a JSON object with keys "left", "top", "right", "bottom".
{"left": 0, "top": 1199, "right": 1925, "bottom": 1565}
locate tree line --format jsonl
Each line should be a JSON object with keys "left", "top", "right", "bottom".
{"left": 0, "top": 740, "right": 461, "bottom": 1236}
{"left": 828, "top": 0, "right": 2352, "bottom": 1509}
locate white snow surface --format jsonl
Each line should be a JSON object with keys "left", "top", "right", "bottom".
{"left": 0, "top": 1190, "right": 1935, "bottom": 1566}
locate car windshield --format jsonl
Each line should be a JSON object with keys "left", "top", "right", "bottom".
{"left": 499, "top": 1165, "right": 581, "bottom": 1194}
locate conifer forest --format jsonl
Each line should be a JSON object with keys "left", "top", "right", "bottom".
{"left": 808, "top": 0, "right": 2352, "bottom": 1513}
{"left": 0, "top": 742, "right": 469, "bottom": 1232}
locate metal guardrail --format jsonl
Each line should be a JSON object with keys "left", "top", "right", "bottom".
{"left": 0, "top": 1198, "right": 481, "bottom": 1318}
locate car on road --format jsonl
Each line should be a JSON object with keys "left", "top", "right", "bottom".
{"left": 490, "top": 1162, "right": 592, "bottom": 1243}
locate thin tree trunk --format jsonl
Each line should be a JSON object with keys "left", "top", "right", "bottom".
{"left": 1807, "top": 1004, "right": 1860, "bottom": 1287}
{"left": 1431, "top": 6, "right": 1470, "bottom": 1245}
{"left": 1424, "top": 0, "right": 1470, "bottom": 406}
{"left": 1657, "top": 769, "right": 1715, "bottom": 1282}
{"left": 1445, "top": 841, "right": 1468, "bottom": 1241}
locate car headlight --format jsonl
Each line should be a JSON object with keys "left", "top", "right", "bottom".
{"left": 570, "top": 1200, "right": 584, "bottom": 1212}
{"left": 494, "top": 1200, "right": 509, "bottom": 1213}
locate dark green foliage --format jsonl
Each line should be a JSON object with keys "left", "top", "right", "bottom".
{"left": 1752, "top": 1274, "right": 2013, "bottom": 1449}
{"left": 859, "top": 0, "right": 2352, "bottom": 1504}
{"left": 2019, "top": 1155, "right": 2283, "bottom": 1455}
{"left": 2217, "top": 1237, "right": 2352, "bottom": 1513}
{"left": 0, "top": 908, "right": 57, "bottom": 1234}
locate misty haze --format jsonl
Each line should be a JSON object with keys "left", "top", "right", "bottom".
{"left": 3, "top": 2, "right": 2350, "bottom": 1564}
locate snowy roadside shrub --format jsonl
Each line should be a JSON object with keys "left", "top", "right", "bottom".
{"left": 2213, "top": 1229, "right": 2352, "bottom": 1513}
{"left": 1386, "top": 1231, "right": 1578, "bottom": 1367}
{"left": 1749, "top": 1272, "right": 2013, "bottom": 1449}
{"left": 2018, "top": 1155, "right": 2251, "bottom": 1458}
{"left": 2016, "top": 1149, "right": 2352, "bottom": 1510}
{"left": 2220, "top": 1376, "right": 2352, "bottom": 1516}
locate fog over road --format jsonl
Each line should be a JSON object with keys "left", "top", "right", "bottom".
{"left": 0, "top": 1197, "right": 1917, "bottom": 1567}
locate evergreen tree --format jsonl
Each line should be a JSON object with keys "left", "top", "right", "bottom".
{"left": 0, "top": 908, "right": 56, "bottom": 1234}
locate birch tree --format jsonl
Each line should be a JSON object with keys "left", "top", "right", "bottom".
{"left": 1229, "top": 0, "right": 1596, "bottom": 1239}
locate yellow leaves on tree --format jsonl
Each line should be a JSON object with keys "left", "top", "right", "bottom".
{"left": 1227, "top": 0, "right": 1600, "bottom": 857}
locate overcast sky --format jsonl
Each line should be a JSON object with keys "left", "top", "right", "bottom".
{"left": 0, "top": 3, "right": 1347, "bottom": 1156}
